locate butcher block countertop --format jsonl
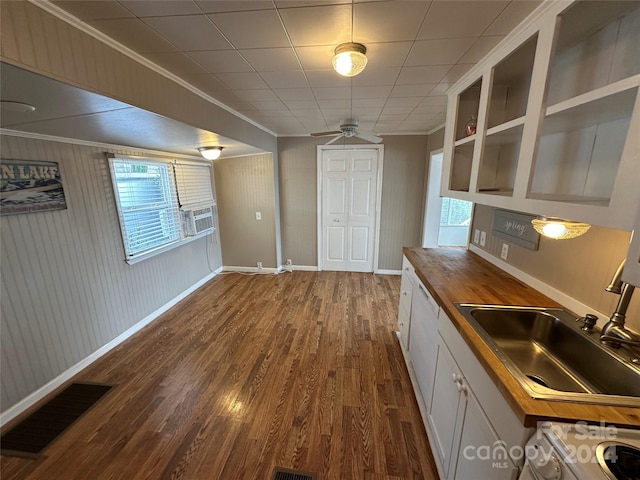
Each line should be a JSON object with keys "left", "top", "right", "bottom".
{"left": 403, "top": 247, "right": 640, "bottom": 429}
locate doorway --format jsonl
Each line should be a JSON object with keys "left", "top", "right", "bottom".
{"left": 317, "top": 146, "right": 383, "bottom": 272}
{"left": 423, "top": 151, "right": 473, "bottom": 248}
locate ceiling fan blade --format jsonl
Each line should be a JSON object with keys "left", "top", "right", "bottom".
{"left": 355, "top": 131, "right": 383, "bottom": 143}
{"left": 325, "top": 133, "right": 345, "bottom": 145}
{"left": 311, "top": 130, "right": 343, "bottom": 137}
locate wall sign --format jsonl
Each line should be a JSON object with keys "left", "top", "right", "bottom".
{"left": 1, "top": 160, "right": 67, "bottom": 215}
{"left": 492, "top": 209, "right": 539, "bottom": 251}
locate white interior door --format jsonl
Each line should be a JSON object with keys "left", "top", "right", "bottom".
{"left": 321, "top": 148, "right": 379, "bottom": 272}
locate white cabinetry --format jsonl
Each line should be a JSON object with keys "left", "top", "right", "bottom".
{"left": 427, "top": 309, "right": 529, "bottom": 480}
{"left": 408, "top": 278, "right": 439, "bottom": 408}
{"left": 397, "top": 255, "right": 415, "bottom": 351}
{"left": 442, "top": 0, "right": 640, "bottom": 231}
{"left": 623, "top": 205, "right": 640, "bottom": 287}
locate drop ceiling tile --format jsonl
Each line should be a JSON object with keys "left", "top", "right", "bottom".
{"left": 276, "top": 0, "right": 350, "bottom": 7}
{"left": 209, "top": 10, "right": 290, "bottom": 49}
{"left": 279, "top": 4, "right": 352, "bottom": 47}
{"left": 353, "top": 107, "right": 382, "bottom": 116}
{"left": 396, "top": 65, "right": 452, "bottom": 85}
{"left": 144, "top": 52, "right": 207, "bottom": 75}
{"left": 354, "top": 1, "right": 431, "bottom": 43}
{"left": 381, "top": 105, "right": 415, "bottom": 115}
{"left": 377, "top": 113, "right": 407, "bottom": 123}
{"left": 273, "top": 88, "right": 316, "bottom": 101}
{"left": 240, "top": 48, "right": 301, "bottom": 72}
{"left": 284, "top": 100, "right": 319, "bottom": 109}
{"left": 458, "top": 36, "right": 504, "bottom": 64}
{"left": 417, "top": 1, "right": 509, "bottom": 40}
{"left": 413, "top": 104, "right": 446, "bottom": 114}
{"left": 318, "top": 99, "right": 348, "bottom": 109}
{"left": 86, "top": 18, "right": 178, "bottom": 53}
{"left": 351, "top": 67, "right": 400, "bottom": 87}
{"left": 430, "top": 83, "right": 453, "bottom": 95}
{"left": 53, "top": 1, "right": 134, "bottom": 20}
{"left": 252, "top": 101, "right": 289, "bottom": 111}
{"left": 420, "top": 95, "right": 448, "bottom": 106}
{"left": 232, "top": 89, "right": 280, "bottom": 101}
{"left": 440, "top": 64, "right": 474, "bottom": 84}
{"left": 217, "top": 72, "right": 268, "bottom": 89}
{"left": 260, "top": 71, "right": 308, "bottom": 89}
{"left": 292, "top": 109, "right": 324, "bottom": 119}
{"left": 390, "top": 84, "right": 436, "bottom": 97}
{"left": 322, "top": 109, "right": 353, "bottom": 122}
{"left": 363, "top": 42, "right": 413, "bottom": 68}
{"left": 351, "top": 86, "right": 393, "bottom": 99}
{"left": 186, "top": 50, "right": 253, "bottom": 73}
{"left": 295, "top": 45, "right": 336, "bottom": 70}
{"left": 306, "top": 70, "right": 351, "bottom": 88}
{"left": 196, "top": 1, "right": 275, "bottom": 13}
{"left": 353, "top": 98, "right": 387, "bottom": 108}
{"left": 384, "top": 97, "right": 423, "bottom": 107}
{"left": 484, "top": 1, "right": 541, "bottom": 36}
{"left": 182, "top": 74, "right": 230, "bottom": 92}
{"left": 119, "top": 1, "right": 201, "bottom": 17}
{"left": 142, "top": 15, "right": 231, "bottom": 51}
{"left": 313, "top": 87, "right": 351, "bottom": 100}
{"left": 406, "top": 37, "right": 477, "bottom": 66}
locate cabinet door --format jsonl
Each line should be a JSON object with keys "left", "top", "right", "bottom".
{"left": 451, "top": 391, "right": 519, "bottom": 480}
{"left": 398, "top": 304, "right": 411, "bottom": 351}
{"left": 427, "top": 341, "right": 464, "bottom": 478}
{"left": 409, "top": 282, "right": 439, "bottom": 405}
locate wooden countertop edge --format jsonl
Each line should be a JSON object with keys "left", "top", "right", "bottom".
{"left": 402, "top": 247, "right": 640, "bottom": 429}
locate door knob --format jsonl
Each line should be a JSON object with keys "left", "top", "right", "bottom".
{"left": 333, "top": 219, "right": 340, "bottom": 222}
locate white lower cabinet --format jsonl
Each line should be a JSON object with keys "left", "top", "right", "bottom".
{"left": 397, "top": 255, "right": 415, "bottom": 351}
{"left": 425, "top": 310, "right": 530, "bottom": 480}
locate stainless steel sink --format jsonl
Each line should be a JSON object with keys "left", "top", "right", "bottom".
{"left": 454, "top": 304, "right": 640, "bottom": 406}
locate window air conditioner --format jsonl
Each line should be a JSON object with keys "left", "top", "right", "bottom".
{"left": 182, "top": 205, "right": 215, "bottom": 236}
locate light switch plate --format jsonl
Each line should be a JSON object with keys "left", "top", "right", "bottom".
{"left": 501, "top": 243, "right": 509, "bottom": 260}
{"left": 480, "top": 231, "right": 487, "bottom": 247}
{"left": 256, "top": 211, "right": 262, "bottom": 220}
{"left": 473, "top": 229, "right": 480, "bottom": 244}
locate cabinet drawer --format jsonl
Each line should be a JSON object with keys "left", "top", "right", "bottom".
{"left": 398, "top": 304, "right": 411, "bottom": 351}
{"left": 399, "top": 273, "right": 413, "bottom": 313}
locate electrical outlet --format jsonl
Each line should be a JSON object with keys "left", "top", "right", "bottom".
{"left": 473, "top": 229, "right": 480, "bottom": 244}
{"left": 255, "top": 211, "right": 262, "bottom": 220}
{"left": 257, "top": 262, "right": 263, "bottom": 270}
{"left": 500, "top": 243, "right": 509, "bottom": 261}
{"left": 480, "top": 231, "right": 487, "bottom": 247}
{"left": 285, "top": 259, "right": 292, "bottom": 267}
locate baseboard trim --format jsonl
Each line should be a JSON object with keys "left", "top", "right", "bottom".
{"left": 291, "top": 265, "right": 319, "bottom": 271}
{"left": 0, "top": 269, "right": 220, "bottom": 427}
{"left": 223, "top": 266, "right": 280, "bottom": 274}
{"left": 376, "top": 269, "right": 402, "bottom": 275}
{"left": 468, "top": 244, "right": 608, "bottom": 319}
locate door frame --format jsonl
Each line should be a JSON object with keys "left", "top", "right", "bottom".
{"left": 316, "top": 144, "right": 384, "bottom": 272}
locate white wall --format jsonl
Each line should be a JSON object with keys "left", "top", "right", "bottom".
{"left": 0, "top": 134, "right": 222, "bottom": 411}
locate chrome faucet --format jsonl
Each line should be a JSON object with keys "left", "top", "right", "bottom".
{"left": 600, "top": 259, "right": 640, "bottom": 348}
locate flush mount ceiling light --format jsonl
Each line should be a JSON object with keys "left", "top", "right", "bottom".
{"left": 0, "top": 100, "right": 36, "bottom": 113}
{"left": 332, "top": 42, "right": 368, "bottom": 77}
{"left": 531, "top": 217, "right": 591, "bottom": 240}
{"left": 197, "top": 146, "right": 223, "bottom": 160}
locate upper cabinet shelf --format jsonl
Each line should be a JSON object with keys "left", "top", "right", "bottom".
{"left": 441, "top": 0, "right": 640, "bottom": 231}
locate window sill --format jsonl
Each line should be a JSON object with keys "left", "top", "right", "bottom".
{"left": 125, "top": 229, "right": 215, "bottom": 265}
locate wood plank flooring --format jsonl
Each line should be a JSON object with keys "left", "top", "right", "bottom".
{"left": 1, "top": 271, "right": 439, "bottom": 480}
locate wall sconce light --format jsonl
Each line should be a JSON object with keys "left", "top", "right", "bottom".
{"left": 332, "top": 42, "right": 368, "bottom": 77}
{"left": 197, "top": 146, "right": 223, "bottom": 160}
{"left": 531, "top": 217, "right": 591, "bottom": 240}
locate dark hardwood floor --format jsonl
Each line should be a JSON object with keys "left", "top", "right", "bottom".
{"left": 1, "top": 271, "right": 439, "bottom": 479}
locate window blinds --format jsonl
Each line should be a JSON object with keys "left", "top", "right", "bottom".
{"left": 109, "top": 157, "right": 181, "bottom": 260}
{"left": 174, "top": 161, "right": 214, "bottom": 209}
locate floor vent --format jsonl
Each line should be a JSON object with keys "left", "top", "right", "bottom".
{"left": 1, "top": 382, "right": 113, "bottom": 457}
{"left": 272, "top": 466, "right": 316, "bottom": 480}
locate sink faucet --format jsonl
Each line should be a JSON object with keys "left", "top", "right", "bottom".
{"left": 600, "top": 259, "right": 640, "bottom": 348}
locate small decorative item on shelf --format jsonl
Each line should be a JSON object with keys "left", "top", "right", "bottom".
{"left": 465, "top": 116, "right": 477, "bottom": 136}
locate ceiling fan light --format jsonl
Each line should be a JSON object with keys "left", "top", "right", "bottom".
{"left": 531, "top": 217, "right": 591, "bottom": 240}
{"left": 197, "top": 146, "right": 223, "bottom": 160}
{"left": 332, "top": 43, "right": 367, "bottom": 77}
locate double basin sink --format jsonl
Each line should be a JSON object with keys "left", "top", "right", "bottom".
{"left": 454, "top": 304, "right": 640, "bottom": 407}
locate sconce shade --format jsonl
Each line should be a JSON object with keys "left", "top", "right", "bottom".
{"left": 531, "top": 217, "right": 591, "bottom": 240}
{"left": 332, "top": 43, "right": 368, "bottom": 77}
{"left": 197, "top": 146, "right": 223, "bottom": 160}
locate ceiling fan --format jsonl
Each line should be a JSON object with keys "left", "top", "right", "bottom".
{"left": 311, "top": 120, "right": 383, "bottom": 145}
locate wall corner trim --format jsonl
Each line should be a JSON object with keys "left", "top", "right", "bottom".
{"left": 0, "top": 269, "right": 220, "bottom": 427}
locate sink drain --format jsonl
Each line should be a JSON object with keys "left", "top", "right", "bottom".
{"left": 526, "top": 374, "right": 550, "bottom": 388}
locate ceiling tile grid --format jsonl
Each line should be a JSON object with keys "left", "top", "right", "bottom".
{"left": 49, "top": 0, "right": 542, "bottom": 137}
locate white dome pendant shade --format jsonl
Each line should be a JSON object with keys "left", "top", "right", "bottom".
{"left": 332, "top": 43, "right": 368, "bottom": 77}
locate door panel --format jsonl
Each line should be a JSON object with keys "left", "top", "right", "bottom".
{"left": 349, "top": 226, "right": 369, "bottom": 263}
{"left": 327, "top": 226, "right": 346, "bottom": 262}
{"left": 350, "top": 178, "right": 371, "bottom": 216}
{"left": 327, "top": 178, "right": 347, "bottom": 215}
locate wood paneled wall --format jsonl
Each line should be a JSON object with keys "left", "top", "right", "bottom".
{"left": 0, "top": 134, "right": 221, "bottom": 411}
{"left": 471, "top": 204, "right": 640, "bottom": 330}
{"left": 214, "top": 153, "right": 278, "bottom": 269}
{"left": 277, "top": 135, "right": 428, "bottom": 271}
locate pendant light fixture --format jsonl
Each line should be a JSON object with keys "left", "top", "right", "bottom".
{"left": 197, "top": 146, "right": 223, "bottom": 160}
{"left": 332, "top": 42, "right": 368, "bottom": 77}
{"left": 531, "top": 217, "right": 591, "bottom": 240}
